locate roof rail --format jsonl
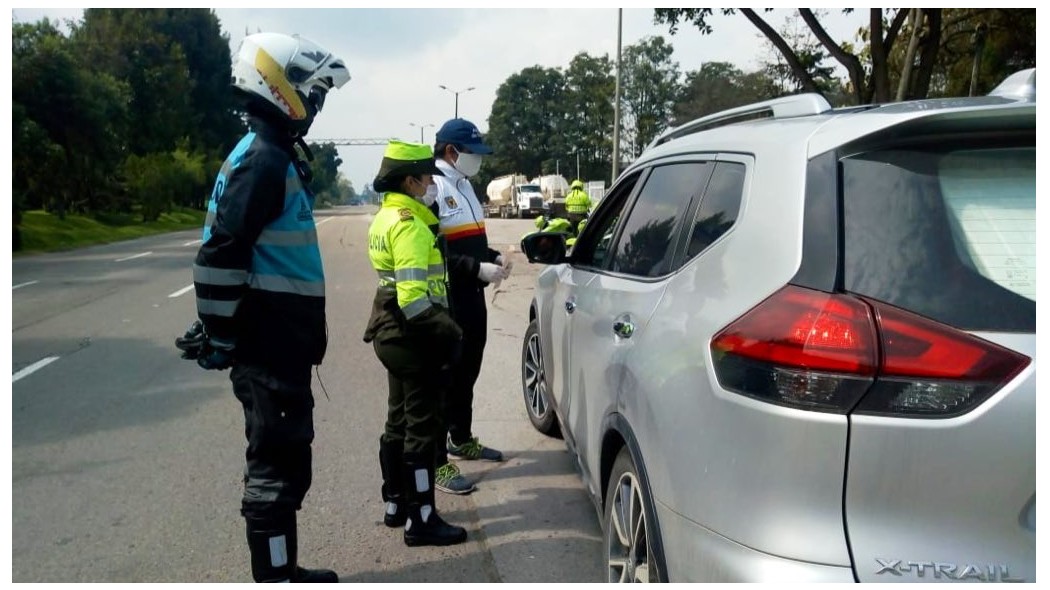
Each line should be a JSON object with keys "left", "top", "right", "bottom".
{"left": 647, "top": 93, "right": 833, "bottom": 150}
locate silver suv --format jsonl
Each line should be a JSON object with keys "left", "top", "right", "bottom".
{"left": 519, "top": 69, "right": 1035, "bottom": 582}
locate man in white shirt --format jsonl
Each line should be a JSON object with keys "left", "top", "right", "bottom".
{"left": 429, "top": 118, "right": 510, "bottom": 494}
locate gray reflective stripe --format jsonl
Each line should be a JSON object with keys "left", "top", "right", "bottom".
{"left": 376, "top": 270, "right": 396, "bottom": 281}
{"left": 197, "top": 297, "right": 240, "bottom": 317}
{"left": 244, "top": 476, "right": 284, "bottom": 503}
{"left": 204, "top": 211, "right": 216, "bottom": 229}
{"left": 401, "top": 297, "right": 432, "bottom": 319}
{"left": 249, "top": 274, "right": 325, "bottom": 297}
{"left": 395, "top": 268, "right": 428, "bottom": 282}
{"left": 429, "top": 264, "right": 446, "bottom": 277}
{"left": 431, "top": 295, "right": 448, "bottom": 307}
{"left": 194, "top": 264, "right": 249, "bottom": 286}
{"left": 256, "top": 228, "right": 318, "bottom": 247}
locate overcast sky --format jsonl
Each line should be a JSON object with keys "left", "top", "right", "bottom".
{"left": 13, "top": 7, "right": 868, "bottom": 190}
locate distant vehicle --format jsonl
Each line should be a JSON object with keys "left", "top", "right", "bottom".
{"left": 519, "top": 69, "right": 1036, "bottom": 582}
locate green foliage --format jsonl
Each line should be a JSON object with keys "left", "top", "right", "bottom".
{"left": 304, "top": 142, "right": 344, "bottom": 207}
{"left": 16, "top": 208, "right": 206, "bottom": 253}
{"left": 620, "top": 37, "right": 680, "bottom": 158}
{"left": 674, "top": 63, "right": 781, "bottom": 124}
{"left": 12, "top": 9, "right": 242, "bottom": 242}
{"left": 123, "top": 149, "right": 208, "bottom": 222}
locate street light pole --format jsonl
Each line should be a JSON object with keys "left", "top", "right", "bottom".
{"left": 612, "top": 8, "right": 622, "bottom": 183}
{"left": 409, "top": 122, "right": 434, "bottom": 144}
{"left": 438, "top": 84, "right": 476, "bottom": 118}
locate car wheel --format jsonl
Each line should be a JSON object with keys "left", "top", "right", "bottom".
{"left": 604, "top": 447, "right": 664, "bottom": 582}
{"left": 521, "top": 319, "right": 560, "bottom": 437}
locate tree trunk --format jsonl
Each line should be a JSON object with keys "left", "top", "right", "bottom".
{"left": 913, "top": 9, "right": 942, "bottom": 99}
{"left": 870, "top": 9, "right": 891, "bottom": 103}
{"left": 800, "top": 8, "right": 866, "bottom": 104}
{"left": 896, "top": 9, "right": 923, "bottom": 101}
{"left": 740, "top": 9, "right": 821, "bottom": 95}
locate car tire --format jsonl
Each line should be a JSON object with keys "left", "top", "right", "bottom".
{"left": 604, "top": 447, "right": 665, "bottom": 583}
{"left": 521, "top": 319, "right": 560, "bottom": 437}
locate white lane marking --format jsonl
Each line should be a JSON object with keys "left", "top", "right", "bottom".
{"left": 12, "top": 356, "right": 61, "bottom": 383}
{"left": 183, "top": 239, "right": 202, "bottom": 247}
{"left": 315, "top": 217, "right": 333, "bottom": 226}
{"left": 115, "top": 251, "right": 153, "bottom": 262}
{"left": 168, "top": 284, "right": 195, "bottom": 298}
{"left": 13, "top": 280, "right": 39, "bottom": 290}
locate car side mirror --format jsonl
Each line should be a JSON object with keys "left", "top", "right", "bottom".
{"left": 521, "top": 231, "right": 569, "bottom": 265}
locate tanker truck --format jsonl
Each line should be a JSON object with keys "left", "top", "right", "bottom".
{"left": 484, "top": 174, "right": 547, "bottom": 218}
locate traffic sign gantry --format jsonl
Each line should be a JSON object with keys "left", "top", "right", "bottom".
{"left": 309, "top": 138, "right": 390, "bottom": 146}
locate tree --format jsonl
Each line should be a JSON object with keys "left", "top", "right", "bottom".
{"left": 485, "top": 66, "right": 569, "bottom": 182}
{"left": 673, "top": 62, "right": 780, "bottom": 125}
{"left": 620, "top": 36, "right": 680, "bottom": 159}
{"left": 304, "top": 142, "right": 343, "bottom": 208}
{"left": 894, "top": 8, "right": 1035, "bottom": 98}
{"left": 563, "top": 52, "right": 615, "bottom": 182}
{"left": 654, "top": 8, "right": 911, "bottom": 104}
{"left": 13, "top": 19, "right": 130, "bottom": 216}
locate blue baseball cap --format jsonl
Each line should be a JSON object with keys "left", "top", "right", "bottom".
{"left": 435, "top": 118, "right": 493, "bottom": 154}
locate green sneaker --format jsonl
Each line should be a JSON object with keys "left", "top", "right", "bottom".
{"left": 448, "top": 437, "right": 505, "bottom": 462}
{"left": 435, "top": 462, "right": 476, "bottom": 495}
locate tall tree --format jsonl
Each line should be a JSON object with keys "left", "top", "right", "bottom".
{"left": 13, "top": 19, "right": 130, "bottom": 216}
{"left": 73, "top": 9, "right": 196, "bottom": 156}
{"left": 673, "top": 62, "right": 780, "bottom": 125}
{"left": 563, "top": 52, "right": 615, "bottom": 182}
{"left": 485, "top": 66, "right": 569, "bottom": 181}
{"left": 620, "top": 36, "right": 680, "bottom": 159}
{"left": 654, "top": 8, "right": 911, "bottom": 104}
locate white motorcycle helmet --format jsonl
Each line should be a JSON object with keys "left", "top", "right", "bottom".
{"left": 231, "top": 32, "right": 350, "bottom": 135}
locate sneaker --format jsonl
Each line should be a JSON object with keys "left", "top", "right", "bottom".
{"left": 435, "top": 462, "right": 476, "bottom": 495}
{"left": 448, "top": 436, "right": 505, "bottom": 462}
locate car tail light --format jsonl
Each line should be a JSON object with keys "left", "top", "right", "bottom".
{"left": 712, "top": 286, "right": 1031, "bottom": 417}
{"left": 711, "top": 286, "right": 877, "bottom": 413}
{"left": 851, "top": 299, "right": 1031, "bottom": 417}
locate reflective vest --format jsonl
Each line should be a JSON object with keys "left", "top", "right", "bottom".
{"left": 194, "top": 122, "right": 327, "bottom": 369}
{"left": 565, "top": 188, "right": 592, "bottom": 214}
{"left": 366, "top": 192, "right": 449, "bottom": 319}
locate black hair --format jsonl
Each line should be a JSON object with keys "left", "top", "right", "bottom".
{"left": 373, "top": 173, "right": 420, "bottom": 195}
{"left": 433, "top": 141, "right": 458, "bottom": 161}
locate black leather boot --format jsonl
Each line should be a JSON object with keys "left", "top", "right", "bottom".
{"left": 402, "top": 457, "right": 467, "bottom": 547}
{"left": 380, "top": 438, "right": 406, "bottom": 528}
{"left": 245, "top": 512, "right": 338, "bottom": 583}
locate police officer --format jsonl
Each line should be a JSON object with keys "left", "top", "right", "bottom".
{"left": 430, "top": 119, "right": 510, "bottom": 495}
{"left": 564, "top": 179, "right": 592, "bottom": 233}
{"left": 364, "top": 140, "right": 468, "bottom": 547}
{"left": 189, "top": 33, "right": 349, "bottom": 583}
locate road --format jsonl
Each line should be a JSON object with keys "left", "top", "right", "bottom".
{"left": 10, "top": 207, "right": 603, "bottom": 583}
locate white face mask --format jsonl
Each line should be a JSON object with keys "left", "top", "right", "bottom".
{"left": 421, "top": 184, "right": 439, "bottom": 207}
{"left": 453, "top": 149, "right": 483, "bottom": 177}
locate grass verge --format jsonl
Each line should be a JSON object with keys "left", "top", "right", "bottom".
{"left": 15, "top": 208, "right": 206, "bottom": 255}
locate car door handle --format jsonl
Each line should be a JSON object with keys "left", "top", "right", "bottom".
{"left": 565, "top": 297, "right": 576, "bottom": 313}
{"left": 613, "top": 319, "right": 635, "bottom": 338}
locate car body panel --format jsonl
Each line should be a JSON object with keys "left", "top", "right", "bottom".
{"left": 846, "top": 333, "right": 1036, "bottom": 583}
{"left": 522, "top": 87, "right": 1035, "bottom": 582}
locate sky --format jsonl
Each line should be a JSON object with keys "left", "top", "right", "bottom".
{"left": 11, "top": 6, "right": 870, "bottom": 191}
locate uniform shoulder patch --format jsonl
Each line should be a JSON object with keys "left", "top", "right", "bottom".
{"left": 398, "top": 208, "right": 414, "bottom": 221}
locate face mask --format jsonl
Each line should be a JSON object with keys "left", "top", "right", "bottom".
{"left": 421, "top": 184, "right": 438, "bottom": 207}
{"left": 453, "top": 148, "right": 483, "bottom": 177}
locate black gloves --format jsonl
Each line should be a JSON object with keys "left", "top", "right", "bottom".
{"left": 175, "top": 320, "right": 235, "bottom": 371}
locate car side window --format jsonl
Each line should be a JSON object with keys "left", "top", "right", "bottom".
{"left": 684, "top": 161, "right": 745, "bottom": 260}
{"left": 571, "top": 172, "right": 639, "bottom": 269}
{"left": 609, "top": 162, "right": 711, "bottom": 277}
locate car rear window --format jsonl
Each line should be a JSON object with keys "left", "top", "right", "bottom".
{"left": 842, "top": 145, "right": 1035, "bottom": 332}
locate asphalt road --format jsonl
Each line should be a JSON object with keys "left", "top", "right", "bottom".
{"left": 10, "top": 206, "right": 603, "bottom": 583}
